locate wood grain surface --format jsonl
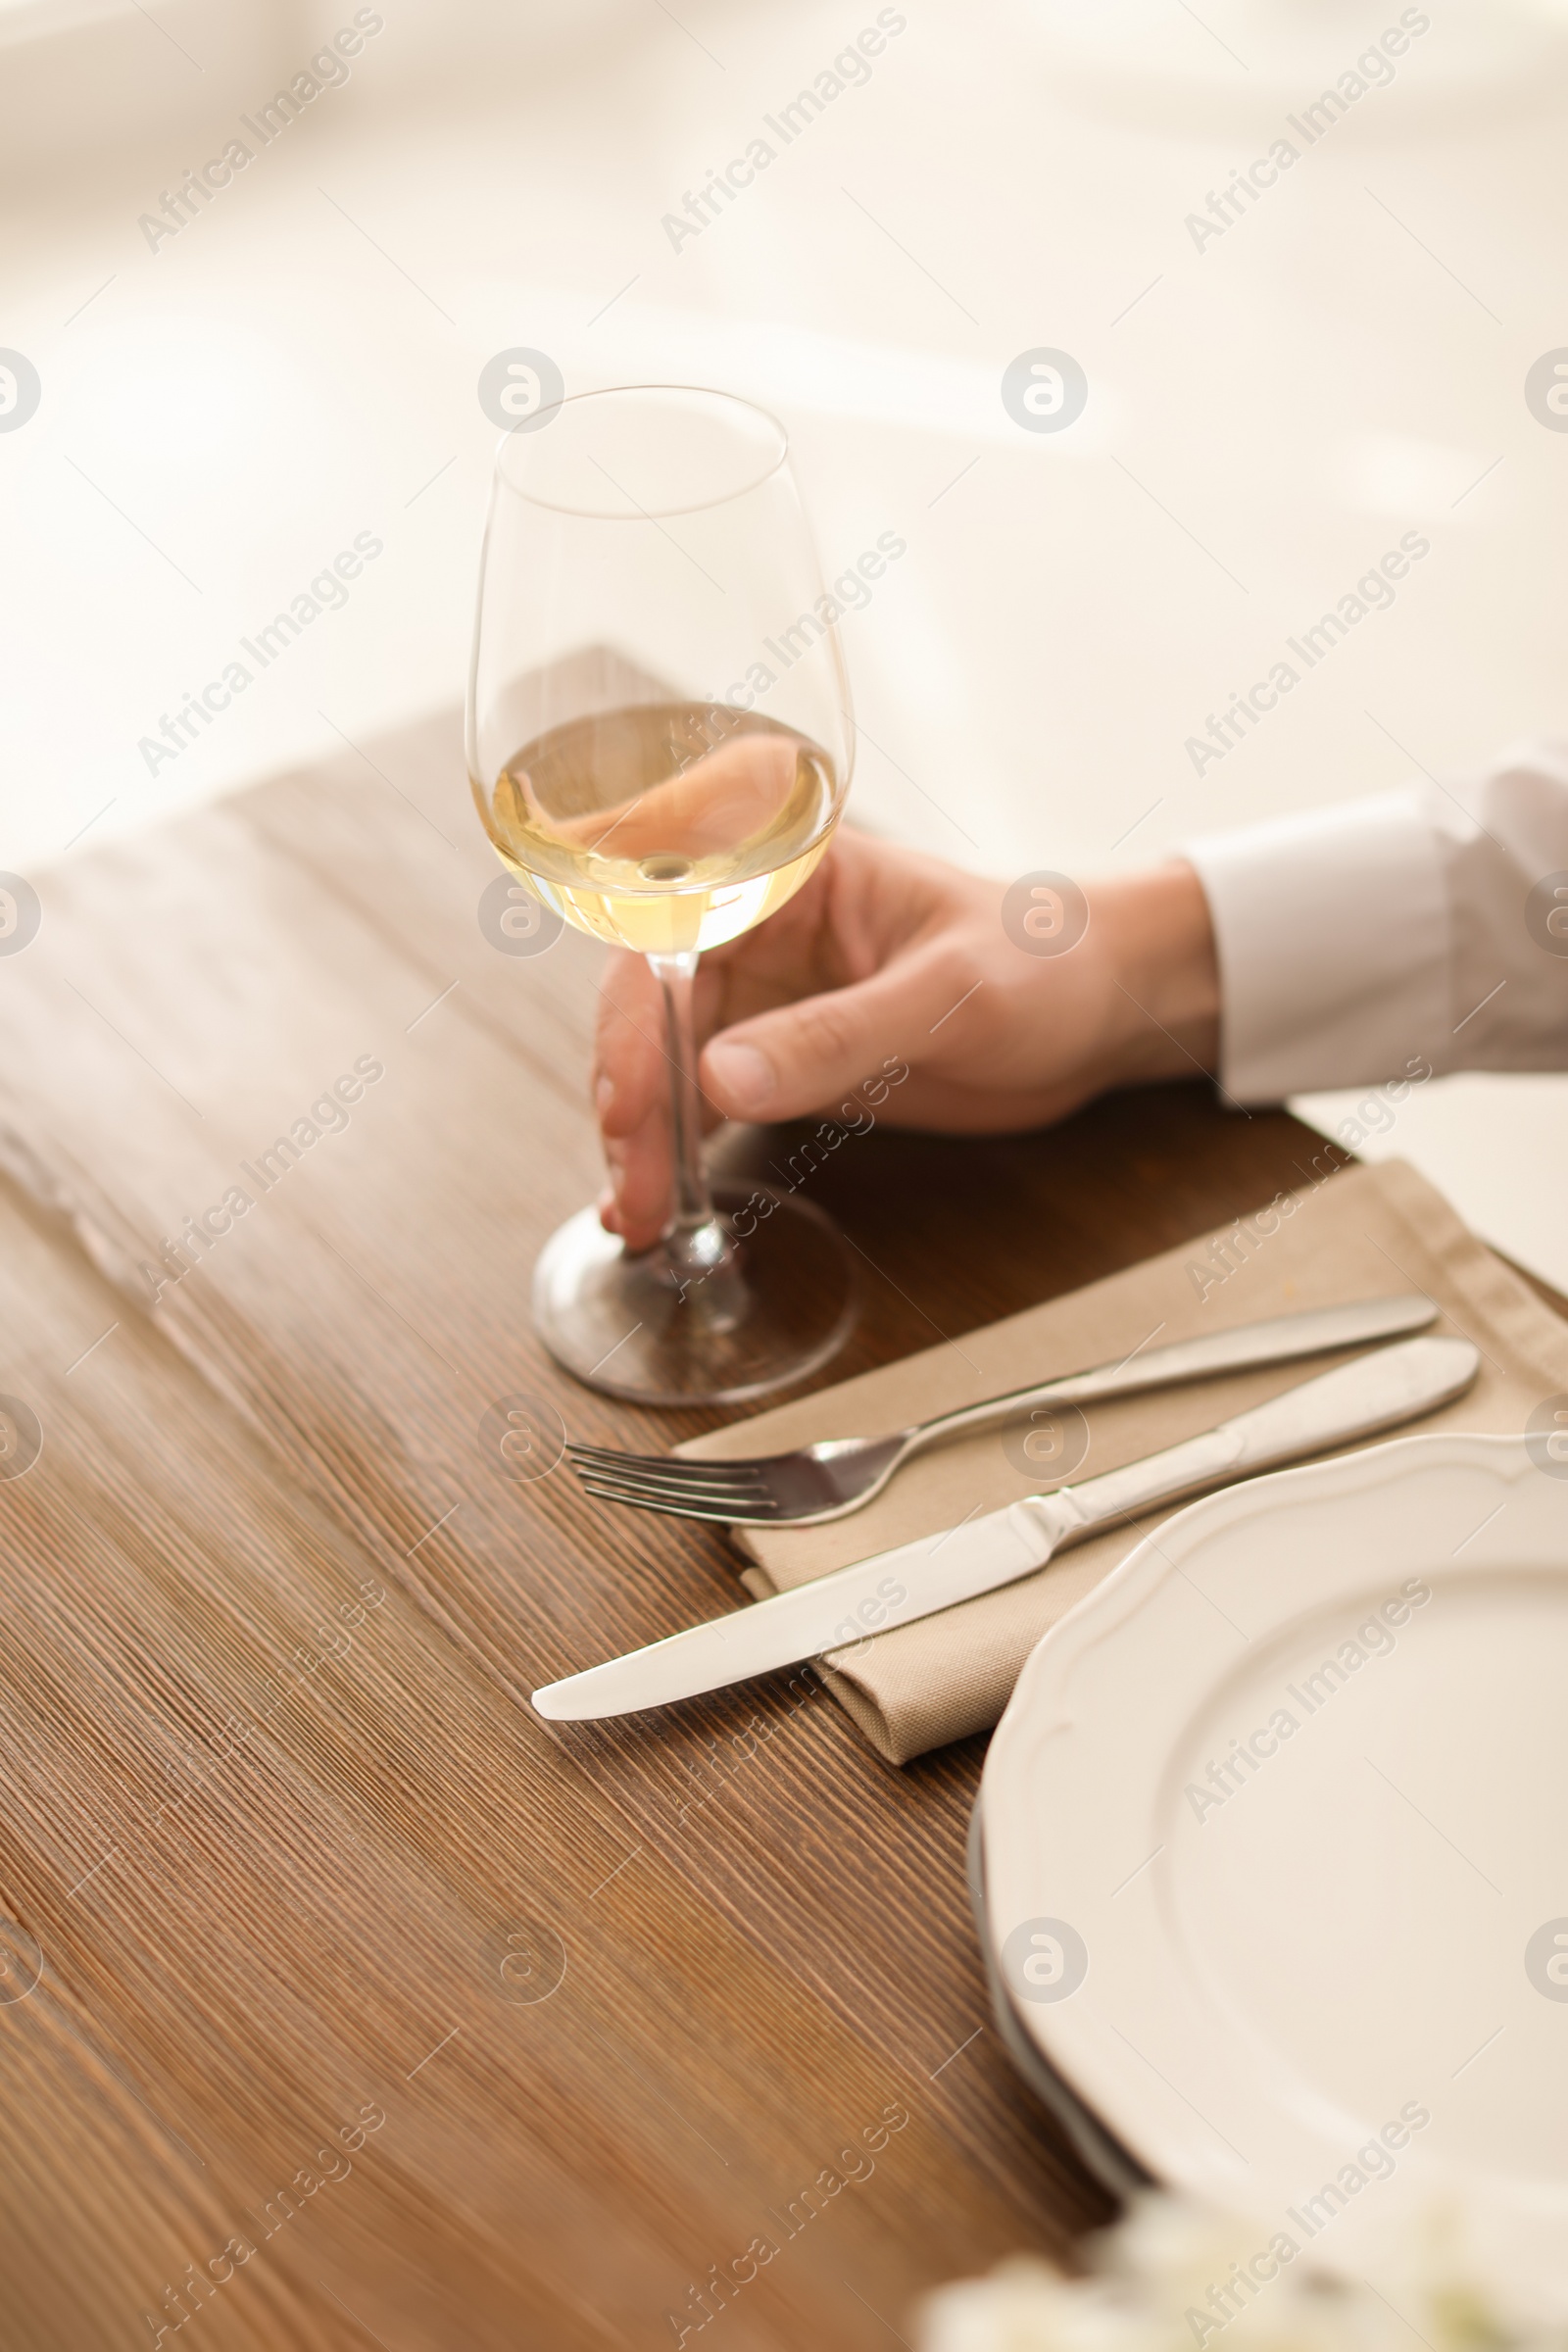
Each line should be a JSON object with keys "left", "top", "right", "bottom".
{"left": 0, "top": 710, "right": 1451, "bottom": 2347}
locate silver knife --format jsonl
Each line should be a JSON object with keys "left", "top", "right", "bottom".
{"left": 533, "top": 1334, "right": 1478, "bottom": 1720}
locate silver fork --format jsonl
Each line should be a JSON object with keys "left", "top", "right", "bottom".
{"left": 565, "top": 1293, "right": 1437, "bottom": 1526}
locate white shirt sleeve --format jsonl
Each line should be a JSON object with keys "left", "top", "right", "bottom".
{"left": 1183, "top": 741, "right": 1568, "bottom": 1103}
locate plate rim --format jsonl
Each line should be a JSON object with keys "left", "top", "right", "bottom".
{"left": 980, "top": 1428, "right": 1566, "bottom": 2263}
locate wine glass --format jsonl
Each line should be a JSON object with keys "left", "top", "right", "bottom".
{"left": 466, "top": 385, "right": 858, "bottom": 1406}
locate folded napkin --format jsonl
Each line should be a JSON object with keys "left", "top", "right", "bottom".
{"left": 678, "top": 1158, "right": 1568, "bottom": 1764}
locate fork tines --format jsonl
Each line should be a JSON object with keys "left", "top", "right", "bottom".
{"left": 565, "top": 1441, "right": 783, "bottom": 1525}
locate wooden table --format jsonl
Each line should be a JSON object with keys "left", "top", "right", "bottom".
{"left": 0, "top": 712, "right": 1417, "bottom": 2349}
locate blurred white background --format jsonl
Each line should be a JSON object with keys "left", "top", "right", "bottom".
{"left": 2, "top": 0, "right": 1565, "bottom": 1271}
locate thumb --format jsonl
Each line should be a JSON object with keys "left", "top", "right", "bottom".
{"left": 701, "top": 956, "right": 953, "bottom": 1120}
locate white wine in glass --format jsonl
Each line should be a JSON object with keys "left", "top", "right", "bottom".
{"left": 466, "top": 386, "right": 858, "bottom": 1405}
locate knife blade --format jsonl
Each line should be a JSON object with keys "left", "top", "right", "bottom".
{"left": 532, "top": 1334, "right": 1478, "bottom": 1721}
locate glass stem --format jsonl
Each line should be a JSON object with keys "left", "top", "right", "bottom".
{"left": 647, "top": 950, "right": 736, "bottom": 1281}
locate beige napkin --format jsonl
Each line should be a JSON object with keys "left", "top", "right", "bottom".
{"left": 678, "top": 1159, "right": 1568, "bottom": 1764}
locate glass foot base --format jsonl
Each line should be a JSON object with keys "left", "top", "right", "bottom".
{"left": 532, "top": 1177, "right": 858, "bottom": 1406}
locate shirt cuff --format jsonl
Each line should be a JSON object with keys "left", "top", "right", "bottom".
{"left": 1183, "top": 789, "right": 1447, "bottom": 1102}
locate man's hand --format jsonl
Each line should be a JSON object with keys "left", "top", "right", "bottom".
{"left": 593, "top": 826, "right": 1220, "bottom": 1249}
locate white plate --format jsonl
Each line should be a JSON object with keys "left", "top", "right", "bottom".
{"left": 981, "top": 1433, "right": 1568, "bottom": 2294}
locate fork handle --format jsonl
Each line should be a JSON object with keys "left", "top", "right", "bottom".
{"left": 896, "top": 1294, "right": 1437, "bottom": 1461}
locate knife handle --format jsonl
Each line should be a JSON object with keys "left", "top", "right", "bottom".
{"left": 906, "top": 1294, "right": 1436, "bottom": 1450}
{"left": 1040, "top": 1334, "right": 1478, "bottom": 1546}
